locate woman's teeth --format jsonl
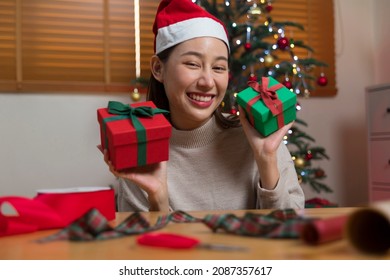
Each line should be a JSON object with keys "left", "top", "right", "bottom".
{"left": 189, "top": 93, "right": 212, "bottom": 102}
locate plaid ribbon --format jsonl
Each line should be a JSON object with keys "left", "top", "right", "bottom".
{"left": 38, "top": 208, "right": 313, "bottom": 243}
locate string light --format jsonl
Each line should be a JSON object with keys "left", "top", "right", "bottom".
{"left": 134, "top": 0, "right": 140, "bottom": 78}
{"left": 130, "top": 0, "right": 141, "bottom": 101}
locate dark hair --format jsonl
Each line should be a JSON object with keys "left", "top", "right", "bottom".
{"left": 146, "top": 47, "right": 241, "bottom": 128}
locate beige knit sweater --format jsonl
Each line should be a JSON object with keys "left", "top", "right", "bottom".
{"left": 117, "top": 116, "right": 304, "bottom": 211}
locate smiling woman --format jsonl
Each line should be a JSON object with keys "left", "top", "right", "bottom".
{"left": 102, "top": 0, "right": 305, "bottom": 213}
{"left": 150, "top": 38, "right": 229, "bottom": 130}
{"left": 0, "top": 0, "right": 334, "bottom": 96}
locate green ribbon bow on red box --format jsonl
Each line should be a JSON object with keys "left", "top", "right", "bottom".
{"left": 102, "top": 101, "right": 169, "bottom": 166}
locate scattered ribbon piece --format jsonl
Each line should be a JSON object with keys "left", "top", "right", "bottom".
{"left": 102, "top": 101, "right": 169, "bottom": 166}
{"left": 246, "top": 77, "right": 285, "bottom": 129}
{"left": 38, "top": 208, "right": 315, "bottom": 243}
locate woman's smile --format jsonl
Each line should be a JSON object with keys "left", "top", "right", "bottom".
{"left": 155, "top": 37, "right": 229, "bottom": 130}
{"left": 187, "top": 92, "right": 216, "bottom": 108}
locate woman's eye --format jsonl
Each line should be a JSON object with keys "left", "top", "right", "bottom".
{"left": 185, "top": 62, "right": 200, "bottom": 68}
{"left": 213, "top": 66, "right": 227, "bottom": 72}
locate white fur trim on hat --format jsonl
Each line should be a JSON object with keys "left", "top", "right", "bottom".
{"left": 155, "top": 17, "right": 230, "bottom": 54}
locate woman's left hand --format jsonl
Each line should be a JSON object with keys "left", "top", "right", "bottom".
{"left": 238, "top": 106, "right": 293, "bottom": 189}
{"left": 238, "top": 106, "right": 293, "bottom": 158}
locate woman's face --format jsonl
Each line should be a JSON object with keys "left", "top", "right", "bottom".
{"left": 153, "top": 37, "right": 229, "bottom": 130}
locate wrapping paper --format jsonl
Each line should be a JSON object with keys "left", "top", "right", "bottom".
{"left": 346, "top": 200, "right": 390, "bottom": 254}
{"left": 0, "top": 187, "right": 115, "bottom": 237}
{"left": 301, "top": 215, "right": 348, "bottom": 245}
{"left": 302, "top": 200, "right": 390, "bottom": 255}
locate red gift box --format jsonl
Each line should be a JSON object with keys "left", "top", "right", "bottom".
{"left": 97, "top": 101, "right": 172, "bottom": 170}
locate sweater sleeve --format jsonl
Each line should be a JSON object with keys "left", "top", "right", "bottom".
{"left": 256, "top": 142, "right": 305, "bottom": 209}
{"left": 117, "top": 178, "right": 150, "bottom": 212}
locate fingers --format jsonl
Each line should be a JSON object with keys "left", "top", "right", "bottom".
{"left": 273, "top": 121, "right": 294, "bottom": 139}
{"left": 97, "top": 145, "right": 103, "bottom": 153}
{"left": 103, "top": 149, "right": 110, "bottom": 164}
{"left": 103, "top": 149, "right": 119, "bottom": 177}
{"left": 102, "top": 149, "right": 141, "bottom": 180}
{"left": 238, "top": 105, "right": 263, "bottom": 139}
{"left": 239, "top": 105, "right": 294, "bottom": 138}
{"left": 238, "top": 105, "right": 248, "bottom": 127}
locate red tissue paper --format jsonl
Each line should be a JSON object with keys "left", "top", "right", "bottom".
{"left": 0, "top": 186, "right": 115, "bottom": 237}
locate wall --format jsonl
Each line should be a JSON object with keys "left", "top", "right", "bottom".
{"left": 0, "top": 93, "right": 130, "bottom": 196}
{"left": 1, "top": 0, "right": 389, "bottom": 206}
{"left": 298, "top": 0, "right": 389, "bottom": 206}
{"left": 372, "top": 0, "right": 390, "bottom": 85}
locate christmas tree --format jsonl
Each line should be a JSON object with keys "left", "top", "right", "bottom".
{"left": 196, "top": 0, "right": 334, "bottom": 205}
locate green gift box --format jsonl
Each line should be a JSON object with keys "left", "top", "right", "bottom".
{"left": 236, "top": 76, "right": 297, "bottom": 136}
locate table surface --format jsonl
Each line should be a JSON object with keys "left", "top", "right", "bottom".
{"left": 0, "top": 207, "right": 389, "bottom": 260}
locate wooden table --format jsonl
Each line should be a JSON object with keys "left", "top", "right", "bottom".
{"left": 0, "top": 207, "right": 389, "bottom": 260}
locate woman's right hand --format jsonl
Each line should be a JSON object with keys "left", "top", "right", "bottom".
{"left": 103, "top": 149, "right": 169, "bottom": 211}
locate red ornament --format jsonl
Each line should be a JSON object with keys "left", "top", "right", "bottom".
{"left": 265, "top": 4, "right": 273, "bottom": 12}
{"left": 244, "top": 42, "right": 252, "bottom": 50}
{"left": 315, "top": 169, "right": 325, "bottom": 178}
{"left": 283, "top": 80, "right": 293, "bottom": 89}
{"left": 230, "top": 107, "right": 238, "bottom": 115}
{"left": 248, "top": 74, "right": 257, "bottom": 82}
{"left": 317, "top": 74, "right": 328, "bottom": 86}
{"left": 277, "top": 37, "right": 289, "bottom": 50}
{"left": 305, "top": 152, "right": 313, "bottom": 161}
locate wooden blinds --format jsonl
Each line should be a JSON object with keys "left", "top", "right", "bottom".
{"left": 268, "top": 0, "right": 336, "bottom": 96}
{"left": 0, "top": 0, "right": 335, "bottom": 96}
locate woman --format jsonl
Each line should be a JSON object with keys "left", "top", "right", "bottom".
{"left": 105, "top": 0, "right": 304, "bottom": 212}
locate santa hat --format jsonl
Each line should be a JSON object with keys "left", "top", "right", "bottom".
{"left": 153, "top": 0, "right": 230, "bottom": 54}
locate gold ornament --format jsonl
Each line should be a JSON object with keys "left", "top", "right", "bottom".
{"left": 247, "top": 5, "right": 261, "bottom": 21}
{"left": 264, "top": 54, "right": 274, "bottom": 67}
{"left": 294, "top": 157, "right": 305, "bottom": 168}
{"left": 131, "top": 88, "right": 141, "bottom": 102}
{"left": 304, "top": 88, "right": 310, "bottom": 98}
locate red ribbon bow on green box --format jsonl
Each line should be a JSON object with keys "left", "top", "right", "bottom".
{"left": 247, "top": 77, "right": 285, "bottom": 129}
{"left": 102, "top": 101, "right": 169, "bottom": 166}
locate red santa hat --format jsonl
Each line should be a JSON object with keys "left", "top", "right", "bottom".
{"left": 153, "top": 0, "right": 230, "bottom": 54}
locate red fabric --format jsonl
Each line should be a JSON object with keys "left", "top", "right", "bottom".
{"left": 0, "top": 188, "right": 115, "bottom": 237}
{"left": 137, "top": 232, "right": 200, "bottom": 249}
{"left": 152, "top": 0, "right": 228, "bottom": 52}
{"left": 305, "top": 198, "right": 338, "bottom": 208}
